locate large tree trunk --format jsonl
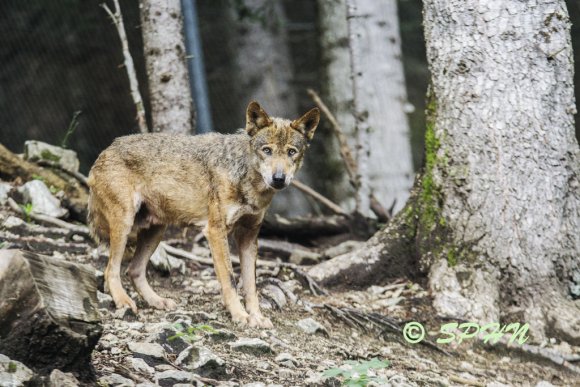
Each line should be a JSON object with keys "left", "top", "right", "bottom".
{"left": 311, "top": 0, "right": 580, "bottom": 344}
{"left": 347, "top": 0, "right": 414, "bottom": 215}
{"left": 140, "top": 0, "right": 195, "bottom": 134}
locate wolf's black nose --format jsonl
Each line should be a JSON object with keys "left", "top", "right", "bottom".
{"left": 272, "top": 173, "right": 286, "bottom": 188}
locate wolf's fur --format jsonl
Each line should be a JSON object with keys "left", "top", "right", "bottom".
{"left": 87, "top": 102, "right": 319, "bottom": 328}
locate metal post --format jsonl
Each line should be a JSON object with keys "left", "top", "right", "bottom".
{"left": 181, "top": 0, "right": 213, "bottom": 133}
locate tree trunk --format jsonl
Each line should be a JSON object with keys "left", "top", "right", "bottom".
{"left": 347, "top": 0, "right": 414, "bottom": 215}
{"left": 311, "top": 0, "right": 580, "bottom": 344}
{"left": 140, "top": 0, "right": 195, "bottom": 134}
{"left": 231, "top": 0, "right": 312, "bottom": 216}
{"left": 318, "top": 0, "right": 357, "bottom": 209}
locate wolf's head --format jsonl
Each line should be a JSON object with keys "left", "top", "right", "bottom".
{"left": 245, "top": 101, "right": 320, "bottom": 190}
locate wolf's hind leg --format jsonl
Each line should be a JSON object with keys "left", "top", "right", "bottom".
{"left": 107, "top": 220, "right": 138, "bottom": 312}
{"left": 128, "top": 224, "right": 177, "bottom": 310}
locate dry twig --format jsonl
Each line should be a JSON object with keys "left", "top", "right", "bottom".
{"left": 291, "top": 179, "right": 349, "bottom": 216}
{"left": 101, "top": 0, "right": 148, "bottom": 133}
{"left": 7, "top": 197, "right": 90, "bottom": 237}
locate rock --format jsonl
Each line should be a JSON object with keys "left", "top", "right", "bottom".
{"left": 289, "top": 249, "right": 321, "bottom": 265}
{"left": 24, "top": 140, "right": 80, "bottom": 173}
{"left": 0, "top": 181, "right": 11, "bottom": 205}
{"left": 113, "top": 306, "right": 138, "bottom": 321}
{"left": 296, "top": 318, "right": 328, "bottom": 336}
{"left": 535, "top": 382, "right": 555, "bottom": 387}
{"left": 176, "top": 345, "right": 225, "bottom": 378}
{"left": 2, "top": 215, "right": 24, "bottom": 228}
{"left": 209, "top": 328, "right": 237, "bottom": 342}
{"left": 0, "top": 250, "right": 101, "bottom": 380}
{"left": 275, "top": 352, "right": 297, "bottom": 368}
{"left": 97, "top": 290, "right": 114, "bottom": 309}
{"left": 151, "top": 324, "right": 191, "bottom": 354}
{"left": 0, "top": 354, "right": 35, "bottom": 387}
{"left": 48, "top": 369, "right": 79, "bottom": 387}
{"left": 278, "top": 368, "right": 294, "bottom": 379}
{"left": 127, "top": 357, "right": 155, "bottom": 379}
{"left": 228, "top": 338, "right": 272, "bottom": 355}
{"left": 156, "top": 370, "right": 197, "bottom": 386}
{"left": 18, "top": 179, "right": 68, "bottom": 218}
{"left": 128, "top": 342, "right": 166, "bottom": 364}
{"left": 98, "top": 372, "right": 135, "bottom": 387}
{"left": 150, "top": 245, "right": 186, "bottom": 274}
{"left": 261, "top": 284, "right": 287, "bottom": 309}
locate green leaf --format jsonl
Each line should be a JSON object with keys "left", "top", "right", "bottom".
{"left": 322, "top": 368, "right": 344, "bottom": 378}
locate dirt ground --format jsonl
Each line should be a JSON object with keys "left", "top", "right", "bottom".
{"left": 1, "top": 210, "right": 579, "bottom": 386}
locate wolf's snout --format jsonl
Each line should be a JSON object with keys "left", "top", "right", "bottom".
{"left": 271, "top": 172, "right": 287, "bottom": 189}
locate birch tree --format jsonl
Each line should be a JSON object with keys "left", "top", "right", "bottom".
{"left": 311, "top": 0, "right": 580, "bottom": 343}
{"left": 346, "top": 0, "right": 414, "bottom": 215}
{"left": 140, "top": 0, "right": 195, "bottom": 134}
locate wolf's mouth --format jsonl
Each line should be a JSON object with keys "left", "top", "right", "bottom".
{"left": 270, "top": 181, "right": 287, "bottom": 190}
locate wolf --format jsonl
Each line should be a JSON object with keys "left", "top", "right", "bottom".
{"left": 87, "top": 101, "right": 320, "bottom": 328}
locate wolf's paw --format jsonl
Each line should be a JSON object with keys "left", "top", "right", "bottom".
{"left": 113, "top": 293, "right": 138, "bottom": 314}
{"left": 148, "top": 296, "right": 178, "bottom": 311}
{"left": 231, "top": 310, "right": 250, "bottom": 325}
{"left": 248, "top": 313, "right": 273, "bottom": 329}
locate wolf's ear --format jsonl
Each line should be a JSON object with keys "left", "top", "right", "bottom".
{"left": 291, "top": 107, "right": 320, "bottom": 142}
{"left": 246, "top": 101, "right": 272, "bottom": 136}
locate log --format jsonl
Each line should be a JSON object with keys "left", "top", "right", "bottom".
{"left": 0, "top": 250, "right": 102, "bottom": 380}
{"left": 259, "top": 214, "right": 376, "bottom": 240}
{"left": 0, "top": 143, "right": 89, "bottom": 221}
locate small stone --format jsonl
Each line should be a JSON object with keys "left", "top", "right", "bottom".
{"left": 128, "top": 357, "right": 155, "bottom": 378}
{"left": 18, "top": 180, "right": 68, "bottom": 218}
{"left": 0, "top": 182, "right": 11, "bottom": 205}
{"left": 0, "top": 354, "right": 35, "bottom": 387}
{"left": 150, "top": 245, "right": 186, "bottom": 274}
{"left": 209, "top": 328, "right": 237, "bottom": 342}
{"left": 128, "top": 342, "right": 166, "bottom": 362}
{"left": 156, "top": 370, "right": 197, "bottom": 385}
{"left": 24, "top": 140, "right": 80, "bottom": 173}
{"left": 48, "top": 369, "right": 79, "bottom": 387}
{"left": 296, "top": 318, "right": 328, "bottom": 336}
{"left": 289, "top": 249, "right": 321, "bottom": 265}
{"left": 110, "top": 347, "right": 122, "bottom": 355}
{"left": 228, "top": 338, "right": 272, "bottom": 355}
{"left": 256, "top": 361, "right": 271, "bottom": 370}
{"left": 275, "top": 352, "right": 297, "bottom": 368}
{"left": 99, "top": 372, "right": 135, "bottom": 387}
{"left": 71, "top": 234, "right": 84, "bottom": 242}
{"left": 278, "top": 368, "right": 294, "bottom": 379}
{"left": 535, "top": 382, "right": 555, "bottom": 387}
{"left": 97, "top": 291, "right": 114, "bottom": 309}
{"left": 243, "top": 383, "right": 266, "bottom": 387}
{"left": 176, "top": 345, "right": 225, "bottom": 378}
{"left": 3, "top": 215, "right": 24, "bottom": 228}
{"left": 113, "top": 306, "right": 138, "bottom": 321}
{"left": 154, "top": 364, "right": 175, "bottom": 372}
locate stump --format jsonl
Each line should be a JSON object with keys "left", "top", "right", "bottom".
{"left": 0, "top": 250, "right": 102, "bottom": 380}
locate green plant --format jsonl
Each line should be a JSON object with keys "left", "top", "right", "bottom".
{"left": 20, "top": 203, "right": 33, "bottom": 222}
{"left": 169, "top": 323, "right": 217, "bottom": 343}
{"left": 322, "top": 358, "right": 390, "bottom": 387}
{"left": 7, "top": 362, "right": 17, "bottom": 373}
{"left": 61, "top": 110, "right": 82, "bottom": 149}
{"left": 0, "top": 242, "right": 6, "bottom": 249}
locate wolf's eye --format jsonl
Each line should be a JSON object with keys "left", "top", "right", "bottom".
{"left": 262, "top": 147, "right": 272, "bottom": 155}
{"left": 288, "top": 149, "right": 297, "bottom": 157}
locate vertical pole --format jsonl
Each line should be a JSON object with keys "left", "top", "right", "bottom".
{"left": 181, "top": 0, "right": 213, "bottom": 133}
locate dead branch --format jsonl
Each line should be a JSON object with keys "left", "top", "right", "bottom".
{"left": 307, "top": 89, "right": 390, "bottom": 222}
{"left": 260, "top": 214, "right": 360, "bottom": 239}
{"left": 7, "top": 197, "right": 91, "bottom": 237}
{"left": 291, "top": 179, "right": 349, "bottom": 216}
{"left": 160, "top": 242, "right": 327, "bottom": 296}
{"left": 258, "top": 238, "right": 314, "bottom": 259}
{"left": 36, "top": 160, "right": 89, "bottom": 187}
{"left": 101, "top": 0, "right": 148, "bottom": 133}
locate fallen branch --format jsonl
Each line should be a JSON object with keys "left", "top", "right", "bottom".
{"left": 291, "top": 179, "right": 349, "bottom": 216}
{"left": 258, "top": 238, "right": 314, "bottom": 259}
{"left": 36, "top": 160, "right": 89, "bottom": 187}
{"left": 101, "top": 0, "right": 148, "bottom": 133}
{"left": 7, "top": 197, "right": 90, "bottom": 237}
{"left": 307, "top": 88, "right": 391, "bottom": 222}
{"left": 260, "top": 214, "right": 361, "bottom": 239}
{"left": 160, "top": 242, "right": 327, "bottom": 296}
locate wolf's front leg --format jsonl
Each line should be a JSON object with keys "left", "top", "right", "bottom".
{"left": 205, "top": 218, "right": 249, "bottom": 325}
{"left": 234, "top": 220, "right": 273, "bottom": 329}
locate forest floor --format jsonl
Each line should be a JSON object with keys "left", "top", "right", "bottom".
{"left": 1, "top": 205, "right": 579, "bottom": 387}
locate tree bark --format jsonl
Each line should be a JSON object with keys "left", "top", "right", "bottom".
{"left": 140, "top": 0, "right": 194, "bottom": 134}
{"left": 312, "top": 0, "right": 580, "bottom": 344}
{"left": 346, "top": 0, "right": 414, "bottom": 215}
